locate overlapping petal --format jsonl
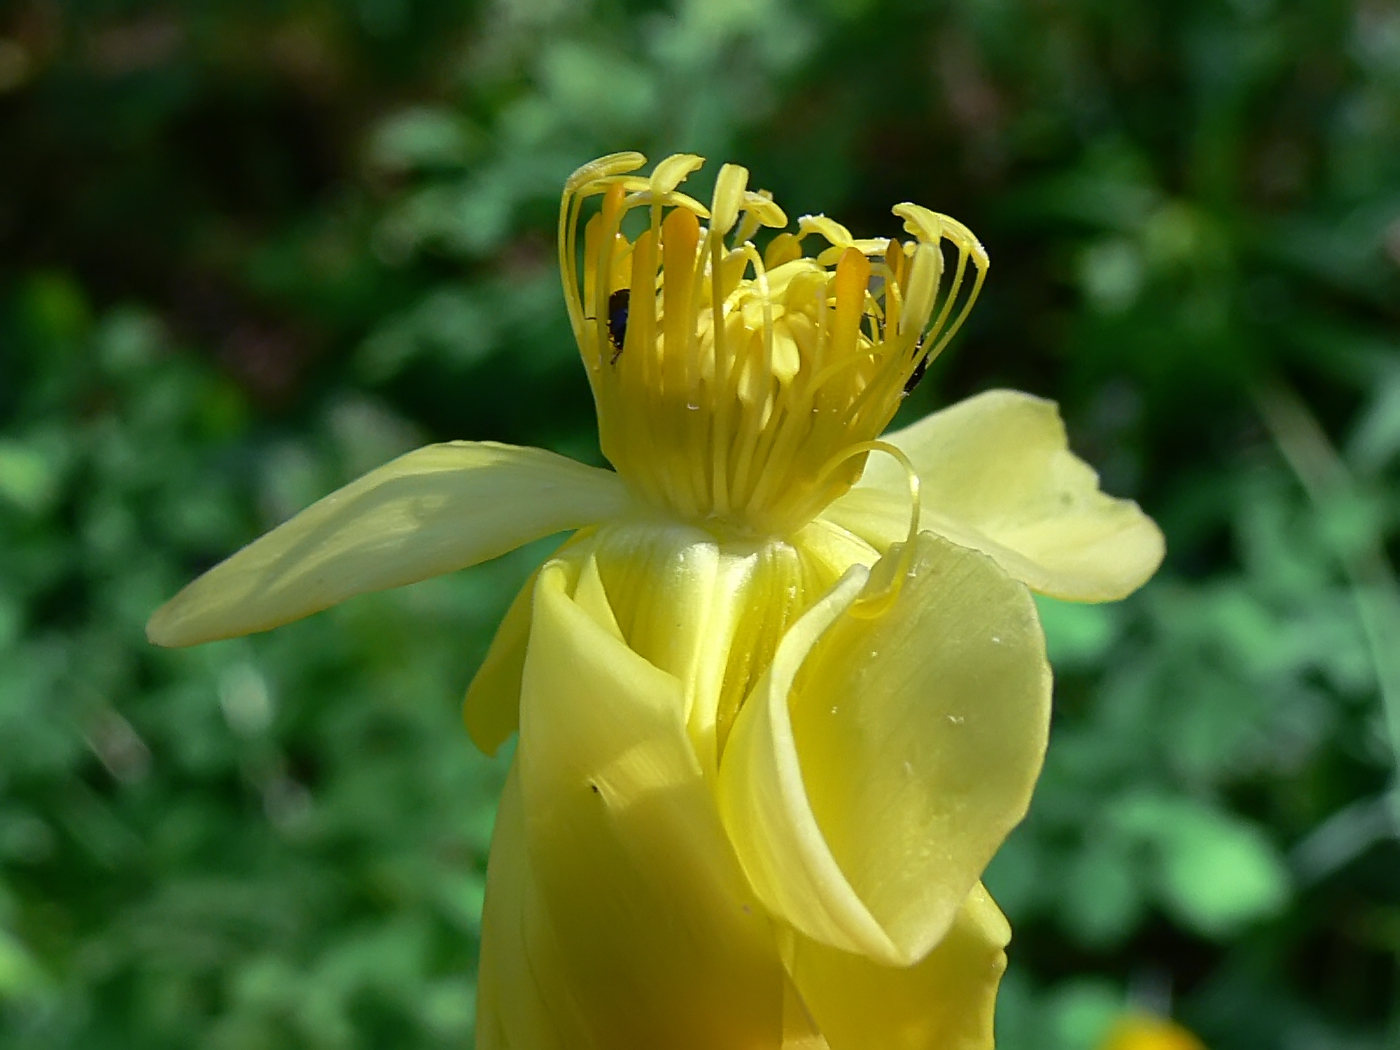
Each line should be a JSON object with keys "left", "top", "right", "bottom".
{"left": 463, "top": 568, "right": 538, "bottom": 757}
{"left": 475, "top": 766, "right": 569, "bottom": 1050}
{"left": 822, "top": 390, "right": 1165, "bottom": 602}
{"left": 489, "top": 555, "right": 784, "bottom": 1050}
{"left": 717, "top": 532, "right": 1051, "bottom": 967}
{"left": 464, "top": 531, "right": 603, "bottom": 756}
{"left": 147, "top": 442, "right": 628, "bottom": 647}
{"left": 785, "top": 884, "right": 1010, "bottom": 1050}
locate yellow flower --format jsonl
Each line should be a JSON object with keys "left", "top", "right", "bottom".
{"left": 1101, "top": 1014, "right": 1208, "bottom": 1050}
{"left": 147, "top": 152, "right": 1164, "bottom": 1049}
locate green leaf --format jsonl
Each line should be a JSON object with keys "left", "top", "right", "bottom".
{"left": 1035, "top": 596, "right": 1121, "bottom": 671}
{"left": 1112, "top": 793, "right": 1291, "bottom": 937}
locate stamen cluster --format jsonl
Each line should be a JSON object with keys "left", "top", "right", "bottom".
{"left": 560, "top": 152, "right": 989, "bottom": 537}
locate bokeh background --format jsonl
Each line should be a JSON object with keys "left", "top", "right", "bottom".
{"left": 2, "top": 0, "right": 1399, "bottom": 1046}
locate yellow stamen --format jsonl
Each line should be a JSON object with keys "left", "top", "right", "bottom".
{"left": 561, "top": 152, "right": 988, "bottom": 537}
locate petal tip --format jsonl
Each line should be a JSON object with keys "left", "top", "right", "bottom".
{"left": 144, "top": 603, "right": 185, "bottom": 648}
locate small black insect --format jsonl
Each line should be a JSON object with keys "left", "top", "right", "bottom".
{"left": 902, "top": 336, "right": 928, "bottom": 395}
{"left": 606, "top": 288, "right": 630, "bottom": 363}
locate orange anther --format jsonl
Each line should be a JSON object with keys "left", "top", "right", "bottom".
{"left": 662, "top": 208, "right": 701, "bottom": 384}
{"left": 626, "top": 227, "right": 658, "bottom": 365}
{"left": 764, "top": 232, "right": 803, "bottom": 270}
{"left": 830, "top": 247, "right": 871, "bottom": 359}
{"left": 884, "top": 237, "right": 906, "bottom": 288}
{"left": 599, "top": 181, "right": 627, "bottom": 232}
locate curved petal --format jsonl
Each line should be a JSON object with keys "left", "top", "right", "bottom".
{"left": 475, "top": 764, "right": 569, "bottom": 1050}
{"left": 147, "top": 442, "right": 629, "bottom": 647}
{"left": 580, "top": 519, "right": 830, "bottom": 781}
{"left": 463, "top": 571, "right": 536, "bottom": 757}
{"left": 496, "top": 556, "right": 783, "bottom": 1049}
{"left": 791, "top": 517, "right": 881, "bottom": 580}
{"left": 718, "top": 532, "right": 1050, "bottom": 966}
{"left": 787, "top": 884, "right": 1010, "bottom": 1050}
{"left": 822, "top": 390, "right": 1164, "bottom": 602}
{"left": 463, "top": 531, "right": 600, "bottom": 757}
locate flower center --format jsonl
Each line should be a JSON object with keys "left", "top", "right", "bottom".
{"left": 576, "top": 518, "right": 832, "bottom": 773}
{"left": 560, "top": 152, "right": 988, "bottom": 538}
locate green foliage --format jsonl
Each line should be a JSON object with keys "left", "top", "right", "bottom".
{"left": 2, "top": 0, "right": 1398, "bottom": 1046}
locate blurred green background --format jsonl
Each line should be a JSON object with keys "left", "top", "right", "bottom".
{"left": 2, "top": 0, "right": 1399, "bottom": 1046}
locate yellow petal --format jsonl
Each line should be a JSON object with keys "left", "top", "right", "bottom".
{"left": 490, "top": 557, "right": 783, "bottom": 1049}
{"left": 475, "top": 765, "right": 568, "bottom": 1050}
{"left": 787, "top": 884, "right": 1010, "bottom": 1050}
{"left": 718, "top": 533, "right": 1050, "bottom": 966}
{"left": 791, "top": 517, "right": 880, "bottom": 580}
{"left": 463, "top": 530, "right": 601, "bottom": 757}
{"left": 463, "top": 571, "right": 536, "bottom": 757}
{"left": 146, "top": 442, "right": 629, "bottom": 647}
{"left": 822, "top": 390, "right": 1165, "bottom": 602}
{"left": 584, "top": 520, "right": 828, "bottom": 779}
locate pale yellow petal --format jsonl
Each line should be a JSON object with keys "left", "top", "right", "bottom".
{"left": 570, "top": 550, "right": 624, "bottom": 640}
{"left": 822, "top": 390, "right": 1164, "bottom": 602}
{"left": 463, "top": 571, "right": 536, "bottom": 757}
{"left": 717, "top": 567, "right": 892, "bottom": 958}
{"left": 584, "top": 520, "right": 826, "bottom": 780}
{"left": 718, "top": 533, "right": 1050, "bottom": 966}
{"left": 787, "top": 884, "right": 1010, "bottom": 1050}
{"left": 146, "top": 442, "right": 629, "bottom": 647}
{"left": 791, "top": 517, "right": 881, "bottom": 580}
{"left": 493, "top": 558, "right": 783, "bottom": 1049}
{"left": 463, "top": 530, "right": 600, "bottom": 757}
{"left": 475, "top": 764, "right": 569, "bottom": 1050}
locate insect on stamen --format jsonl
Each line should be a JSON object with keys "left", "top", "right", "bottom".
{"left": 607, "top": 288, "right": 630, "bottom": 364}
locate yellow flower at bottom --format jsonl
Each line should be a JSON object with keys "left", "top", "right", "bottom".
{"left": 146, "top": 152, "right": 1165, "bottom": 1049}
{"left": 1101, "top": 1015, "right": 1209, "bottom": 1050}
